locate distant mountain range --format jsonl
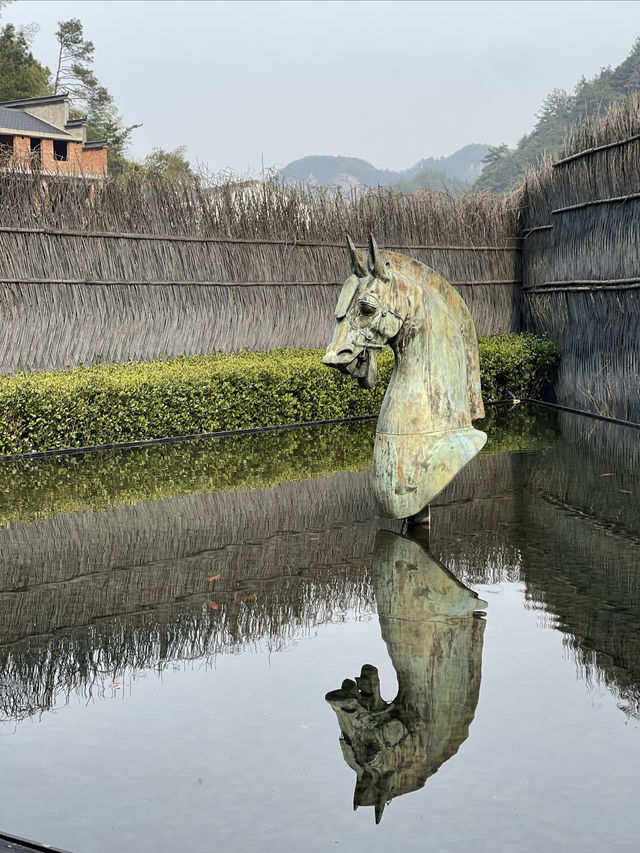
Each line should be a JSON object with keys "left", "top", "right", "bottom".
{"left": 279, "top": 144, "right": 490, "bottom": 193}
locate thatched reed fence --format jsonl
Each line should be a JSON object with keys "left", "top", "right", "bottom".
{"left": 0, "top": 172, "right": 521, "bottom": 373}
{"left": 522, "top": 95, "right": 640, "bottom": 421}
{"left": 1, "top": 95, "right": 638, "bottom": 419}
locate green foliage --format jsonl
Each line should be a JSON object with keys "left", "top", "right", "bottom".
{"left": 0, "top": 335, "right": 559, "bottom": 455}
{"left": 53, "top": 18, "right": 95, "bottom": 94}
{"left": 0, "top": 349, "right": 391, "bottom": 455}
{"left": 142, "top": 146, "right": 194, "bottom": 181}
{"left": 53, "top": 17, "right": 140, "bottom": 172}
{"left": 476, "top": 37, "right": 640, "bottom": 193}
{"left": 478, "top": 333, "right": 560, "bottom": 402}
{"left": 0, "top": 23, "right": 51, "bottom": 100}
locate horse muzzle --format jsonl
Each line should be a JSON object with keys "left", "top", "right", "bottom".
{"left": 321, "top": 344, "right": 364, "bottom": 369}
{"left": 322, "top": 345, "right": 378, "bottom": 389}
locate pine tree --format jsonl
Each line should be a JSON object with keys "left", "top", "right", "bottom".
{"left": 53, "top": 18, "right": 139, "bottom": 172}
{"left": 0, "top": 23, "right": 50, "bottom": 101}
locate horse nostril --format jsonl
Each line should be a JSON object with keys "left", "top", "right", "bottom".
{"left": 337, "top": 348, "right": 354, "bottom": 357}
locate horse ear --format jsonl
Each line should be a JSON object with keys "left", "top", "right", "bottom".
{"left": 368, "top": 233, "right": 391, "bottom": 281}
{"left": 346, "top": 234, "right": 367, "bottom": 277}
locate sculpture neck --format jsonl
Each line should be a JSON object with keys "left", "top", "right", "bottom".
{"left": 376, "top": 293, "right": 471, "bottom": 436}
{"left": 377, "top": 325, "right": 431, "bottom": 435}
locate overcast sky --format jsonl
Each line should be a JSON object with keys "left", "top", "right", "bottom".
{"left": 4, "top": 0, "right": 640, "bottom": 174}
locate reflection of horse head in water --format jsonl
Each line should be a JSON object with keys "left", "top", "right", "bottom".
{"left": 325, "top": 530, "right": 487, "bottom": 823}
{"left": 323, "top": 235, "right": 487, "bottom": 519}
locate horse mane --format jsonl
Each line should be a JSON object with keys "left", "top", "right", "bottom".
{"left": 386, "top": 251, "right": 485, "bottom": 421}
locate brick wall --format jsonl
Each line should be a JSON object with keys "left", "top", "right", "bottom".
{"left": 9, "top": 135, "right": 107, "bottom": 176}
{"left": 80, "top": 146, "right": 107, "bottom": 176}
{"left": 13, "top": 136, "right": 30, "bottom": 162}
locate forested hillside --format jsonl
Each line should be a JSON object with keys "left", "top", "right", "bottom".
{"left": 476, "top": 37, "right": 640, "bottom": 193}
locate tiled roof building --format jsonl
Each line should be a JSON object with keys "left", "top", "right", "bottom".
{"left": 0, "top": 94, "right": 107, "bottom": 176}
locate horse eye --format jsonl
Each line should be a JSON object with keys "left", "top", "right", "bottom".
{"left": 359, "top": 301, "right": 377, "bottom": 316}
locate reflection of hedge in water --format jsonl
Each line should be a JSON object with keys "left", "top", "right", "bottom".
{"left": 0, "top": 406, "right": 558, "bottom": 528}
{"left": 475, "top": 404, "right": 559, "bottom": 454}
{"left": 0, "top": 421, "right": 377, "bottom": 527}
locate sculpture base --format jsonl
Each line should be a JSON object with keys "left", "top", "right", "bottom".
{"left": 373, "top": 427, "right": 487, "bottom": 519}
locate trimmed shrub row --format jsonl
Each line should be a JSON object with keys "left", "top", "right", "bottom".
{"left": 0, "top": 334, "right": 559, "bottom": 455}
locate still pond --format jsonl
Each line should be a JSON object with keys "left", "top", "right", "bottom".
{"left": 0, "top": 406, "right": 639, "bottom": 852}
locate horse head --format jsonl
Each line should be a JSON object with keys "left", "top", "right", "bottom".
{"left": 323, "top": 235, "right": 487, "bottom": 519}
{"left": 322, "top": 234, "right": 410, "bottom": 389}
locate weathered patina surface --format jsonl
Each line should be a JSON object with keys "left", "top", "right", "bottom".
{"left": 322, "top": 235, "right": 486, "bottom": 519}
{"left": 325, "top": 530, "right": 487, "bottom": 822}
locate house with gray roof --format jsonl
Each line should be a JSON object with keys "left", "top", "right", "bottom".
{"left": 0, "top": 94, "right": 107, "bottom": 176}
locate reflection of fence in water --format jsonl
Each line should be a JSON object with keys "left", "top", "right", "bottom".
{"left": 431, "top": 411, "right": 640, "bottom": 718}
{"left": 2, "top": 410, "right": 639, "bottom": 721}
{"left": 518, "top": 413, "right": 640, "bottom": 717}
{"left": 0, "top": 449, "right": 521, "bottom": 722}
{"left": 431, "top": 449, "right": 523, "bottom": 584}
{"left": 0, "top": 472, "right": 382, "bottom": 721}
{"left": 0, "top": 534, "right": 377, "bottom": 723}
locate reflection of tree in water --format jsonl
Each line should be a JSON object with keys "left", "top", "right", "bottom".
{"left": 326, "top": 530, "right": 486, "bottom": 823}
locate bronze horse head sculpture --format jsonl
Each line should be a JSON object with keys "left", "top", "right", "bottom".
{"left": 323, "top": 235, "right": 487, "bottom": 519}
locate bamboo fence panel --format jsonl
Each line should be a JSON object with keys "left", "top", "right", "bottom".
{"left": 522, "top": 95, "right": 640, "bottom": 421}
{"left": 0, "top": 174, "right": 522, "bottom": 373}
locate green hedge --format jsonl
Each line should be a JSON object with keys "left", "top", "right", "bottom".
{"left": 0, "top": 334, "right": 558, "bottom": 455}
{"left": 478, "top": 333, "right": 559, "bottom": 402}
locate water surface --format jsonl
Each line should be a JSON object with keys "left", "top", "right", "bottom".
{"left": 0, "top": 407, "right": 638, "bottom": 852}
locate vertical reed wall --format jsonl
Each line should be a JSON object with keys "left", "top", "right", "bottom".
{"left": 522, "top": 95, "right": 640, "bottom": 422}
{"left": 0, "top": 176, "right": 522, "bottom": 374}
{"left": 2, "top": 97, "right": 638, "bottom": 423}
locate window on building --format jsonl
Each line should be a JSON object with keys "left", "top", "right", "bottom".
{"left": 0, "top": 134, "right": 13, "bottom": 162}
{"left": 53, "top": 140, "right": 68, "bottom": 162}
{"left": 30, "top": 138, "right": 41, "bottom": 166}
